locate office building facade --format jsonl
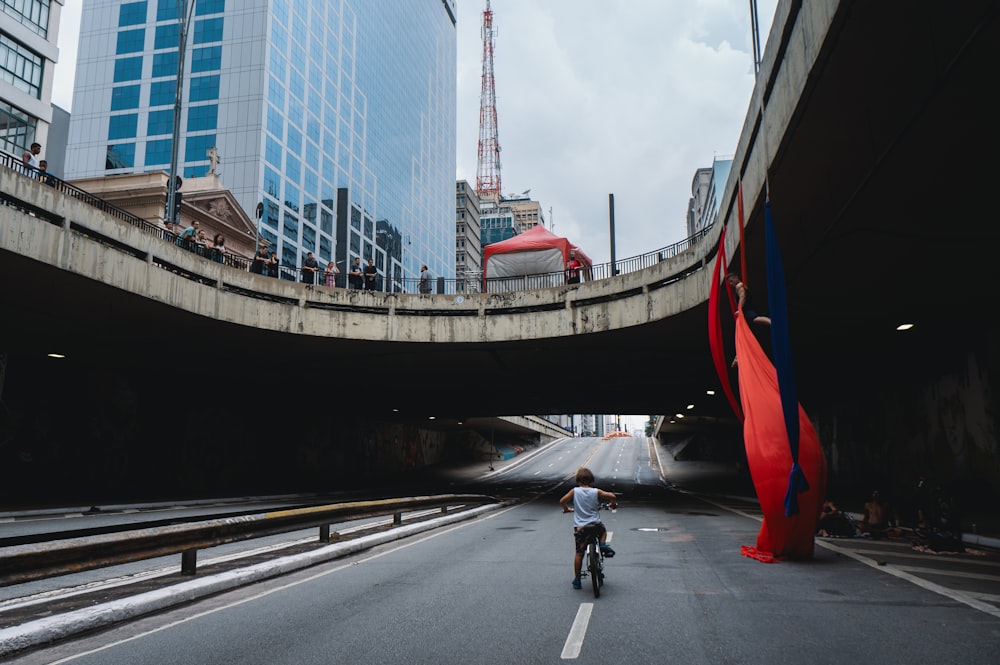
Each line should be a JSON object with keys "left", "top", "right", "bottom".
{"left": 686, "top": 157, "right": 732, "bottom": 238}
{"left": 65, "top": 0, "right": 456, "bottom": 287}
{"left": 1, "top": 0, "right": 62, "bottom": 160}
{"left": 455, "top": 179, "right": 481, "bottom": 286}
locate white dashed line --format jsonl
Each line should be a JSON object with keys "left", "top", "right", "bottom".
{"left": 561, "top": 603, "right": 594, "bottom": 659}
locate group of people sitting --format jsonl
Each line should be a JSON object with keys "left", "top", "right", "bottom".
{"left": 817, "top": 484, "right": 965, "bottom": 552}
{"left": 817, "top": 490, "right": 901, "bottom": 539}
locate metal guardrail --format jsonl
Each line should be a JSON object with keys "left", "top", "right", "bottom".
{"left": 0, "top": 494, "right": 498, "bottom": 585}
{"left": 2, "top": 151, "right": 713, "bottom": 295}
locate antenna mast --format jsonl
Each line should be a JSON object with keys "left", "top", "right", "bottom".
{"left": 476, "top": 0, "right": 501, "bottom": 204}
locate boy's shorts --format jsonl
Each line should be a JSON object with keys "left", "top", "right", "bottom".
{"left": 573, "top": 523, "right": 605, "bottom": 553}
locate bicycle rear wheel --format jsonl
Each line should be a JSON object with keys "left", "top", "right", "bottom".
{"left": 588, "top": 542, "right": 601, "bottom": 598}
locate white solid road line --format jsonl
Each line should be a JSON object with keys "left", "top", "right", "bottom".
{"left": 561, "top": 603, "right": 594, "bottom": 659}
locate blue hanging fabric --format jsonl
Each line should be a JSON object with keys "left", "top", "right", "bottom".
{"left": 764, "top": 202, "right": 809, "bottom": 516}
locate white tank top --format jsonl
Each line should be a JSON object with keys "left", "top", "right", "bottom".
{"left": 573, "top": 487, "right": 600, "bottom": 527}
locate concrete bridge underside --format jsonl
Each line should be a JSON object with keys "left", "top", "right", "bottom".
{"left": 1, "top": 1, "right": 998, "bottom": 488}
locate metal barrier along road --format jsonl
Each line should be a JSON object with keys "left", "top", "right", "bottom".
{"left": 0, "top": 494, "right": 499, "bottom": 585}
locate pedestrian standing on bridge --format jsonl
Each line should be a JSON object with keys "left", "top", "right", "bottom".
{"left": 301, "top": 251, "right": 319, "bottom": 285}
{"left": 363, "top": 257, "right": 378, "bottom": 291}
{"left": 21, "top": 142, "right": 41, "bottom": 176}
{"left": 565, "top": 250, "right": 583, "bottom": 284}
{"left": 419, "top": 265, "right": 432, "bottom": 293}
{"left": 348, "top": 257, "right": 363, "bottom": 289}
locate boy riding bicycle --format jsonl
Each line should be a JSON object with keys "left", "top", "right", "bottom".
{"left": 560, "top": 467, "right": 618, "bottom": 589}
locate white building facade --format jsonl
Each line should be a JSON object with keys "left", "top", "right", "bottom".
{"left": 0, "top": 0, "right": 63, "bottom": 160}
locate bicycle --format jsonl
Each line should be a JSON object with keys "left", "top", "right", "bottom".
{"left": 576, "top": 502, "right": 616, "bottom": 598}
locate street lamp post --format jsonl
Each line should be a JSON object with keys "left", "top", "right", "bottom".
{"left": 166, "top": 0, "right": 196, "bottom": 225}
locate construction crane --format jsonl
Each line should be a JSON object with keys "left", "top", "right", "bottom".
{"left": 475, "top": 0, "right": 502, "bottom": 205}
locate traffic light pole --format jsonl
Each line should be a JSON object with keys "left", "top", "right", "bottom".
{"left": 166, "top": 0, "right": 196, "bottom": 225}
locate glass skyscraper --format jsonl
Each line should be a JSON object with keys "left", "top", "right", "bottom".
{"left": 65, "top": 0, "right": 457, "bottom": 287}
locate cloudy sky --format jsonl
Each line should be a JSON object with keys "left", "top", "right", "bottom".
{"left": 53, "top": 0, "right": 777, "bottom": 264}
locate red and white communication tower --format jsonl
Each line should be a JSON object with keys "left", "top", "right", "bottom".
{"left": 475, "top": 0, "right": 501, "bottom": 204}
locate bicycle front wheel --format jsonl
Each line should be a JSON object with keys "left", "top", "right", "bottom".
{"left": 588, "top": 542, "right": 601, "bottom": 598}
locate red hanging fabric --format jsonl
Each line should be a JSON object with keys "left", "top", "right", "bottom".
{"left": 708, "top": 234, "right": 743, "bottom": 420}
{"left": 734, "top": 307, "right": 826, "bottom": 561}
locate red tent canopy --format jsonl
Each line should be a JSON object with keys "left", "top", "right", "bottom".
{"left": 482, "top": 225, "right": 592, "bottom": 279}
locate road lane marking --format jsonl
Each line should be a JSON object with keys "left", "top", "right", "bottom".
{"left": 561, "top": 603, "right": 594, "bottom": 659}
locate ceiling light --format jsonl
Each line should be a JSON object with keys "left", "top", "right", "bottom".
{"left": 428, "top": 416, "right": 436, "bottom": 420}
{"left": 675, "top": 413, "right": 685, "bottom": 419}
{"left": 686, "top": 404, "right": 695, "bottom": 410}
{"left": 47, "top": 353, "right": 65, "bottom": 359}
{"left": 896, "top": 323, "right": 914, "bottom": 331}
{"left": 706, "top": 390, "right": 715, "bottom": 396}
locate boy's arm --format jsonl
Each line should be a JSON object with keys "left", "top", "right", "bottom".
{"left": 597, "top": 489, "right": 618, "bottom": 507}
{"left": 559, "top": 488, "right": 575, "bottom": 512}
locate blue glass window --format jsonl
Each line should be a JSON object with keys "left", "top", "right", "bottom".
{"left": 193, "top": 17, "right": 223, "bottom": 44}
{"left": 187, "top": 104, "right": 217, "bottom": 131}
{"left": 185, "top": 133, "right": 216, "bottom": 162}
{"left": 349, "top": 230, "right": 360, "bottom": 254}
{"left": 190, "top": 45, "right": 221, "bottom": 73}
{"left": 320, "top": 209, "right": 332, "bottom": 235}
{"left": 288, "top": 67, "right": 304, "bottom": 101}
{"left": 306, "top": 113, "right": 320, "bottom": 145}
{"left": 285, "top": 184, "right": 300, "bottom": 214}
{"left": 272, "top": 0, "right": 288, "bottom": 26}
{"left": 264, "top": 167, "right": 280, "bottom": 198}
{"left": 152, "top": 51, "right": 178, "bottom": 77}
{"left": 116, "top": 28, "right": 145, "bottom": 55}
{"left": 119, "top": 1, "right": 148, "bottom": 26}
{"left": 108, "top": 114, "right": 139, "bottom": 140}
{"left": 269, "top": 47, "right": 286, "bottom": 83}
{"left": 156, "top": 0, "right": 179, "bottom": 22}
{"left": 266, "top": 105, "right": 283, "bottom": 140}
{"left": 147, "top": 109, "right": 173, "bottom": 135}
{"left": 196, "top": 0, "right": 225, "bottom": 15}
{"left": 106, "top": 143, "right": 136, "bottom": 169}
{"left": 320, "top": 235, "right": 331, "bottom": 259}
{"left": 265, "top": 136, "right": 282, "bottom": 169}
{"left": 287, "top": 96, "right": 303, "bottom": 131}
{"left": 145, "top": 138, "right": 172, "bottom": 165}
{"left": 113, "top": 57, "right": 143, "bottom": 82}
{"left": 285, "top": 154, "right": 301, "bottom": 184}
{"left": 282, "top": 212, "right": 298, "bottom": 241}
{"left": 302, "top": 224, "right": 316, "bottom": 251}
{"left": 110, "top": 85, "right": 141, "bottom": 111}
{"left": 149, "top": 79, "right": 175, "bottom": 106}
{"left": 189, "top": 75, "right": 219, "bottom": 102}
{"left": 260, "top": 224, "right": 278, "bottom": 249}
{"left": 268, "top": 76, "right": 285, "bottom": 109}
{"left": 286, "top": 126, "right": 301, "bottom": 155}
{"left": 154, "top": 23, "right": 179, "bottom": 50}
{"left": 281, "top": 247, "right": 297, "bottom": 276}
{"left": 304, "top": 166, "right": 317, "bottom": 196}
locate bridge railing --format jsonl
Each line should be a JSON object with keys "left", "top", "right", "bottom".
{"left": 0, "top": 494, "right": 501, "bottom": 584}
{"left": 2, "top": 153, "right": 713, "bottom": 294}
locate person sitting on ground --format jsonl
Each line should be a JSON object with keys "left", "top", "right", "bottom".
{"left": 560, "top": 467, "right": 618, "bottom": 590}
{"left": 817, "top": 498, "right": 861, "bottom": 537}
{"left": 862, "top": 490, "right": 900, "bottom": 538}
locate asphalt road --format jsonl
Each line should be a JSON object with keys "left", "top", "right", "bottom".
{"left": 3, "top": 436, "right": 999, "bottom": 664}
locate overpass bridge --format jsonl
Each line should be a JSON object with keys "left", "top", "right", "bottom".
{"left": 0, "top": 0, "right": 997, "bottom": 501}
